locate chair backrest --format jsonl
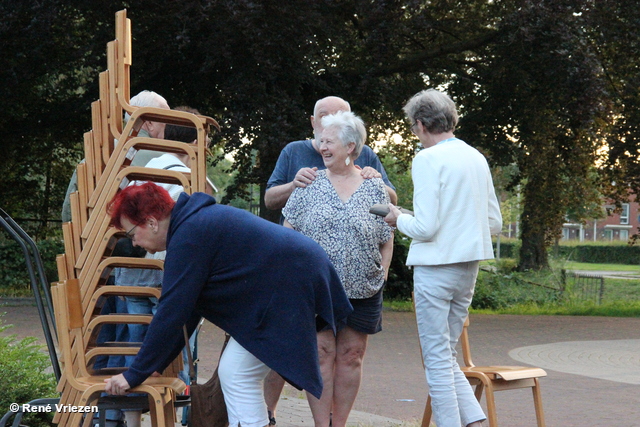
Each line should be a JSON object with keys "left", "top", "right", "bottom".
{"left": 459, "top": 317, "right": 475, "bottom": 368}
{"left": 52, "top": 281, "right": 84, "bottom": 388}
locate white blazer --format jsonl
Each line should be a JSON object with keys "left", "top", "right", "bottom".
{"left": 397, "top": 138, "right": 502, "bottom": 266}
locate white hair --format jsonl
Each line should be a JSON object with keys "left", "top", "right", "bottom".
{"left": 321, "top": 111, "right": 367, "bottom": 159}
{"left": 124, "top": 90, "right": 169, "bottom": 122}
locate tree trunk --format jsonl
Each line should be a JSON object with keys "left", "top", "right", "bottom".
{"left": 517, "top": 180, "right": 551, "bottom": 271}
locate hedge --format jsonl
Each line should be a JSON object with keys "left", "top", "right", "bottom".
{"left": 0, "top": 238, "right": 64, "bottom": 292}
{"left": 494, "top": 242, "right": 640, "bottom": 265}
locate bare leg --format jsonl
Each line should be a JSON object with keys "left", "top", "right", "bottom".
{"left": 263, "top": 369, "right": 285, "bottom": 422}
{"left": 306, "top": 329, "right": 336, "bottom": 427}
{"left": 467, "top": 422, "right": 483, "bottom": 427}
{"left": 123, "top": 411, "right": 141, "bottom": 427}
{"left": 330, "top": 327, "right": 368, "bottom": 427}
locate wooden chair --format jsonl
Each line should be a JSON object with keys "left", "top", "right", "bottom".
{"left": 52, "top": 280, "right": 185, "bottom": 427}
{"left": 79, "top": 256, "right": 163, "bottom": 312}
{"left": 87, "top": 136, "right": 201, "bottom": 213}
{"left": 421, "top": 317, "right": 547, "bottom": 427}
{"left": 77, "top": 166, "right": 192, "bottom": 269}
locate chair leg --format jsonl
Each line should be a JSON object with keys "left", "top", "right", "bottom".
{"left": 532, "top": 378, "right": 546, "bottom": 427}
{"left": 483, "top": 381, "right": 499, "bottom": 427}
{"left": 473, "top": 381, "right": 485, "bottom": 402}
{"left": 162, "top": 389, "right": 178, "bottom": 425}
{"left": 422, "top": 394, "right": 432, "bottom": 427}
{"left": 146, "top": 390, "right": 169, "bottom": 427}
{"left": 68, "top": 410, "right": 85, "bottom": 427}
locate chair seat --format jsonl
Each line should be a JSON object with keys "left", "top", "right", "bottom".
{"left": 463, "top": 366, "right": 547, "bottom": 381}
{"left": 76, "top": 375, "right": 186, "bottom": 395}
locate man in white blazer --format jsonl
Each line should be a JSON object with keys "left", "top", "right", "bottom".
{"left": 385, "top": 89, "right": 502, "bottom": 427}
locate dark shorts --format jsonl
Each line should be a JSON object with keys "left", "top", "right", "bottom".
{"left": 316, "top": 282, "right": 385, "bottom": 335}
{"left": 346, "top": 283, "right": 385, "bottom": 335}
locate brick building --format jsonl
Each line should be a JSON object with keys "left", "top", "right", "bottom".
{"left": 562, "top": 197, "right": 639, "bottom": 242}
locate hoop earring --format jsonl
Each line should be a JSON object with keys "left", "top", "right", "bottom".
{"left": 345, "top": 157, "right": 351, "bottom": 166}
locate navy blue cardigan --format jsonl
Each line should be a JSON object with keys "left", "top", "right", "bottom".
{"left": 123, "top": 192, "right": 352, "bottom": 398}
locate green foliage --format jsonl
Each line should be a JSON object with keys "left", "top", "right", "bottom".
{"left": 4, "top": 0, "right": 640, "bottom": 273}
{"left": 0, "top": 316, "right": 58, "bottom": 427}
{"left": 555, "top": 245, "right": 640, "bottom": 265}
{"left": 473, "top": 301, "right": 640, "bottom": 317}
{"left": 0, "top": 237, "right": 64, "bottom": 291}
{"left": 377, "top": 146, "right": 415, "bottom": 300}
{"left": 471, "top": 270, "right": 563, "bottom": 310}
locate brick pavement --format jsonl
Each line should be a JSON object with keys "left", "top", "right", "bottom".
{"left": 2, "top": 302, "right": 640, "bottom": 426}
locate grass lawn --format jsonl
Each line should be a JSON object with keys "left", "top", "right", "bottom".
{"left": 562, "top": 261, "right": 640, "bottom": 272}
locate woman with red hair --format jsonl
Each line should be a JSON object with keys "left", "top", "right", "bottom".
{"left": 104, "top": 182, "right": 352, "bottom": 427}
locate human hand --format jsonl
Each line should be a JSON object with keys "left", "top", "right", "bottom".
{"left": 359, "top": 166, "right": 382, "bottom": 180}
{"left": 293, "top": 167, "right": 318, "bottom": 188}
{"left": 105, "top": 374, "right": 131, "bottom": 395}
{"left": 384, "top": 204, "right": 402, "bottom": 228}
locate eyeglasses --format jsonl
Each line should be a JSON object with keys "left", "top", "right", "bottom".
{"left": 410, "top": 121, "right": 419, "bottom": 135}
{"left": 125, "top": 224, "right": 139, "bottom": 239}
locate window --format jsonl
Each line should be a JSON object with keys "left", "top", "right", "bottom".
{"left": 620, "top": 203, "right": 630, "bottom": 225}
{"left": 620, "top": 229, "right": 629, "bottom": 241}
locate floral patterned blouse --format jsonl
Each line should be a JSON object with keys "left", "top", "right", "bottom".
{"left": 283, "top": 170, "right": 393, "bottom": 299}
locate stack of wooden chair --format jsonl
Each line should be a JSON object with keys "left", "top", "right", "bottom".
{"left": 53, "top": 9, "right": 219, "bottom": 426}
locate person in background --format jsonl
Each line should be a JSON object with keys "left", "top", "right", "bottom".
{"left": 265, "top": 96, "right": 397, "bottom": 212}
{"left": 263, "top": 95, "right": 396, "bottom": 425}
{"left": 283, "top": 111, "right": 394, "bottom": 427}
{"left": 384, "top": 89, "right": 502, "bottom": 427}
{"left": 61, "top": 90, "right": 170, "bottom": 222}
{"left": 104, "top": 183, "right": 353, "bottom": 427}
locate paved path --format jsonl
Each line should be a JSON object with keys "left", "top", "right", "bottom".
{"left": 2, "top": 302, "right": 640, "bottom": 426}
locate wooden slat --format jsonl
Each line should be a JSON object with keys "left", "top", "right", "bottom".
{"left": 83, "top": 131, "right": 96, "bottom": 196}
{"left": 99, "top": 71, "right": 113, "bottom": 170}
{"left": 69, "top": 193, "right": 83, "bottom": 257}
{"left": 61, "top": 223, "right": 76, "bottom": 275}
{"left": 76, "top": 163, "right": 89, "bottom": 230}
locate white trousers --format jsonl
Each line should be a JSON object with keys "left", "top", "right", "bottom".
{"left": 414, "top": 262, "right": 486, "bottom": 427}
{"left": 218, "top": 337, "right": 270, "bottom": 427}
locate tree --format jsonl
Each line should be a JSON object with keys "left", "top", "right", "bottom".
{"left": 450, "top": 1, "right": 608, "bottom": 269}
{"left": 3, "top": 0, "right": 638, "bottom": 270}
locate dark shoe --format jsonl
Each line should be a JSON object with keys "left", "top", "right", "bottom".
{"left": 268, "top": 410, "right": 276, "bottom": 425}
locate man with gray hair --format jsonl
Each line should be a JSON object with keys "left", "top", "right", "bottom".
{"left": 61, "top": 90, "right": 170, "bottom": 221}
{"left": 385, "top": 89, "right": 502, "bottom": 427}
{"left": 123, "top": 90, "right": 171, "bottom": 166}
{"left": 265, "top": 96, "right": 397, "bottom": 211}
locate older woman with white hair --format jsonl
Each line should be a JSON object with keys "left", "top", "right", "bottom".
{"left": 283, "top": 111, "right": 394, "bottom": 427}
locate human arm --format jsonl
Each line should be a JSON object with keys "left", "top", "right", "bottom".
{"left": 265, "top": 167, "right": 318, "bottom": 210}
{"left": 105, "top": 374, "right": 130, "bottom": 395}
{"left": 356, "top": 147, "right": 398, "bottom": 204}
{"left": 486, "top": 170, "right": 503, "bottom": 234}
{"left": 358, "top": 166, "right": 398, "bottom": 205}
{"left": 379, "top": 234, "right": 394, "bottom": 280}
{"left": 122, "top": 221, "right": 210, "bottom": 388}
{"left": 283, "top": 219, "right": 294, "bottom": 229}
{"left": 393, "top": 153, "right": 440, "bottom": 241}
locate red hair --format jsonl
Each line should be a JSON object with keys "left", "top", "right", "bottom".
{"left": 107, "top": 182, "right": 176, "bottom": 229}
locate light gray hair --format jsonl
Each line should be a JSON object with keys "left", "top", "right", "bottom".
{"left": 124, "top": 90, "right": 169, "bottom": 122}
{"left": 403, "top": 89, "right": 458, "bottom": 133}
{"left": 321, "top": 111, "right": 367, "bottom": 159}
